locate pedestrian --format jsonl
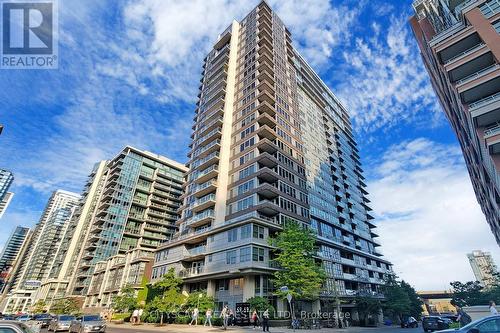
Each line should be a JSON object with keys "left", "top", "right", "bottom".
{"left": 138, "top": 308, "right": 143, "bottom": 324}
{"left": 204, "top": 308, "right": 213, "bottom": 327}
{"left": 189, "top": 307, "right": 199, "bottom": 326}
{"left": 229, "top": 308, "right": 235, "bottom": 326}
{"left": 262, "top": 308, "right": 270, "bottom": 332}
{"left": 452, "top": 301, "right": 472, "bottom": 327}
{"left": 131, "top": 309, "right": 139, "bottom": 324}
{"left": 252, "top": 309, "right": 260, "bottom": 329}
{"left": 221, "top": 305, "right": 229, "bottom": 330}
{"left": 490, "top": 300, "right": 499, "bottom": 315}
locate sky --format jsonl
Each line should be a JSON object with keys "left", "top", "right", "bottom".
{"left": 0, "top": 0, "right": 498, "bottom": 291}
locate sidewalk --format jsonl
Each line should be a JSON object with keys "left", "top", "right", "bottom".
{"left": 107, "top": 322, "right": 406, "bottom": 333}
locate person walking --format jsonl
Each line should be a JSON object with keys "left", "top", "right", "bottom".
{"left": 229, "top": 308, "right": 235, "bottom": 326}
{"left": 204, "top": 308, "right": 213, "bottom": 327}
{"left": 262, "top": 309, "right": 270, "bottom": 332}
{"left": 131, "top": 309, "right": 139, "bottom": 324}
{"left": 252, "top": 309, "right": 260, "bottom": 329}
{"left": 221, "top": 305, "right": 229, "bottom": 330}
{"left": 189, "top": 307, "right": 199, "bottom": 326}
{"left": 490, "top": 300, "right": 499, "bottom": 315}
{"left": 452, "top": 301, "right": 472, "bottom": 327}
{"left": 137, "top": 308, "right": 143, "bottom": 324}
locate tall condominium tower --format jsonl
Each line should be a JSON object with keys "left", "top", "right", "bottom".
{"left": 0, "top": 226, "right": 30, "bottom": 293}
{"left": 65, "top": 147, "right": 187, "bottom": 306}
{"left": 1, "top": 190, "right": 80, "bottom": 313}
{"left": 467, "top": 250, "right": 498, "bottom": 287}
{"left": 410, "top": 0, "right": 500, "bottom": 245}
{"left": 35, "top": 161, "right": 108, "bottom": 308}
{"left": 152, "top": 1, "right": 391, "bottom": 313}
{"left": 0, "top": 169, "right": 14, "bottom": 219}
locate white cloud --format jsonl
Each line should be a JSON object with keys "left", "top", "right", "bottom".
{"left": 336, "top": 15, "right": 443, "bottom": 134}
{"left": 368, "top": 138, "right": 500, "bottom": 290}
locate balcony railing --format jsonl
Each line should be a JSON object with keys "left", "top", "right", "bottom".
{"left": 469, "top": 91, "right": 500, "bottom": 110}
{"left": 444, "top": 42, "right": 485, "bottom": 65}
{"left": 455, "top": 64, "right": 499, "bottom": 86}
{"left": 485, "top": 124, "right": 500, "bottom": 137}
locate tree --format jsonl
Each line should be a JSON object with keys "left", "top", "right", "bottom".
{"left": 247, "top": 296, "right": 276, "bottom": 317}
{"left": 400, "top": 280, "right": 423, "bottom": 318}
{"left": 381, "top": 275, "right": 412, "bottom": 322}
{"left": 146, "top": 268, "right": 185, "bottom": 325}
{"left": 182, "top": 291, "right": 215, "bottom": 313}
{"left": 450, "top": 281, "right": 484, "bottom": 306}
{"left": 355, "top": 296, "right": 381, "bottom": 326}
{"left": 270, "top": 220, "right": 326, "bottom": 301}
{"left": 112, "top": 285, "right": 138, "bottom": 313}
{"left": 51, "top": 298, "right": 80, "bottom": 315}
{"left": 32, "top": 300, "right": 47, "bottom": 313}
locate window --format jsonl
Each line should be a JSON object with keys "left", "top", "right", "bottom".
{"left": 226, "top": 250, "right": 237, "bottom": 264}
{"left": 236, "top": 196, "right": 254, "bottom": 212}
{"left": 228, "top": 229, "right": 238, "bottom": 242}
{"left": 240, "top": 137, "right": 255, "bottom": 152}
{"left": 252, "top": 246, "right": 265, "bottom": 262}
{"left": 253, "top": 225, "right": 265, "bottom": 239}
{"left": 240, "top": 247, "right": 251, "bottom": 262}
{"left": 241, "top": 224, "right": 251, "bottom": 239}
{"left": 237, "top": 179, "right": 255, "bottom": 195}
{"left": 477, "top": 318, "right": 500, "bottom": 332}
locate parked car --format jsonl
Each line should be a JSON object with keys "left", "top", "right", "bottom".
{"left": 69, "top": 315, "right": 106, "bottom": 333}
{"left": 435, "top": 315, "right": 500, "bottom": 332}
{"left": 49, "top": 315, "right": 76, "bottom": 332}
{"left": 423, "top": 316, "right": 450, "bottom": 332}
{"left": 16, "top": 314, "right": 32, "bottom": 322}
{"left": 0, "top": 320, "right": 38, "bottom": 333}
{"left": 33, "top": 313, "right": 53, "bottom": 328}
{"left": 401, "top": 316, "right": 419, "bottom": 328}
{"left": 0, "top": 315, "right": 16, "bottom": 321}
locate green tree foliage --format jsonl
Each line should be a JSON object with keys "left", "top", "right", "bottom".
{"left": 145, "top": 268, "right": 185, "bottom": 325}
{"left": 31, "top": 300, "right": 47, "bottom": 313}
{"left": 355, "top": 296, "right": 381, "bottom": 327}
{"left": 381, "top": 275, "right": 422, "bottom": 322}
{"left": 247, "top": 296, "right": 276, "bottom": 317}
{"left": 270, "top": 220, "right": 326, "bottom": 301}
{"left": 182, "top": 291, "right": 215, "bottom": 312}
{"left": 112, "top": 285, "right": 138, "bottom": 313}
{"left": 51, "top": 298, "right": 80, "bottom": 315}
{"left": 450, "top": 277, "right": 500, "bottom": 307}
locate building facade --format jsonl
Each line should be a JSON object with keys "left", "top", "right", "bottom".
{"left": 467, "top": 250, "right": 498, "bottom": 287}
{"left": 410, "top": 0, "right": 500, "bottom": 245}
{"left": 0, "top": 169, "right": 14, "bottom": 219}
{"left": 64, "top": 147, "right": 187, "bottom": 306}
{"left": 0, "top": 227, "right": 30, "bottom": 293}
{"left": 84, "top": 248, "right": 154, "bottom": 309}
{"left": 1, "top": 190, "right": 80, "bottom": 313}
{"left": 152, "top": 1, "right": 391, "bottom": 313}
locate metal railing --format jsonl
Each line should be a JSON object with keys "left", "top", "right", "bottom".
{"left": 455, "top": 63, "right": 499, "bottom": 86}
{"left": 469, "top": 91, "right": 500, "bottom": 110}
{"left": 444, "top": 43, "right": 485, "bottom": 65}
{"left": 484, "top": 124, "right": 500, "bottom": 137}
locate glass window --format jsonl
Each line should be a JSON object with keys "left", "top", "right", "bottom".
{"left": 226, "top": 250, "right": 237, "bottom": 264}
{"left": 252, "top": 247, "right": 265, "bottom": 262}
{"left": 240, "top": 224, "right": 251, "bottom": 239}
{"left": 240, "top": 247, "right": 251, "bottom": 262}
{"left": 253, "top": 225, "right": 265, "bottom": 239}
{"left": 228, "top": 229, "right": 238, "bottom": 242}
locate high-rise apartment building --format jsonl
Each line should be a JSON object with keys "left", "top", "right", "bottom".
{"left": 467, "top": 250, "right": 498, "bottom": 287}
{"left": 1, "top": 190, "right": 80, "bottom": 313}
{"left": 0, "top": 226, "right": 30, "bottom": 293}
{"left": 410, "top": 0, "right": 500, "bottom": 245}
{"left": 152, "top": 1, "right": 391, "bottom": 313}
{"left": 0, "top": 169, "right": 14, "bottom": 219}
{"left": 64, "top": 147, "right": 187, "bottom": 306}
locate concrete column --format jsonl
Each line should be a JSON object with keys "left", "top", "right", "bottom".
{"left": 207, "top": 279, "right": 216, "bottom": 297}
{"left": 243, "top": 275, "right": 255, "bottom": 301}
{"left": 312, "top": 299, "right": 321, "bottom": 313}
{"left": 465, "top": 8, "right": 500, "bottom": 62}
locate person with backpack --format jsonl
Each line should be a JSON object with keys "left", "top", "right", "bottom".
{"left": 251, "top": 309, "right": 260, "bottom": 329}
{"left": 451, "top": 301, "right": 472, "bottom": 327}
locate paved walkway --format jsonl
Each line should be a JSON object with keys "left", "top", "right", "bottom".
{"left": 106, "top": 322, "right": 418, "bottom": 333}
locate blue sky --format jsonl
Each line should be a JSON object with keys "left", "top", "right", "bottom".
{"left": 0, "top": 0, "right": 498, "bottom": 290}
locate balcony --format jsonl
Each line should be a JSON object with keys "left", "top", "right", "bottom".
{"left": 256, "top": 112, "right": 275, "bottom": 127}
{"left": 485, "top": 124, "right": 500, "bottom": 154}
{"left": 256, "top": 198, "right": 280, "bottom": 216}
{"left": 257, "top": 100, "right": 275, "bottom": 116}
{"left": 192, "top": 179, "right": 217, "bottom": 198}
{"left": 257, "top": 67, "right": 274, "bottom": 84}
{"left": 178, "top": 266, "right": 205, "bottom": 278}
{"left": 256, "top": 182, "right": 279, "bottom": 199}
{"left": 462, "top": 75, "right": 500, "bottom": 104}
{"left": 257, "top": 138, "right": 278, "bottom": 154}
{"left": 437, "top": 32, "right": 482, "bottom": 64}
{"left": 456, "top": 63, "right": 499, "bottom": 87}
{"left": 444, "top": 42, "right": 486, "bottom": 66}
{"left": 256, "top": 167, "right": 279, "bottom": 183}
{"left": 256, "top": 152, "right": 278, "bottom": 168}
{"left": 194, "top": 164, "right": 219, "bottom": 184}
{"left": 191, "top": 151, "right": 220, "bottom": 171}
{"left": 256, "top": 124, "right": 277, "bottom": 141}
{"left": 192, "top": 193, "right": 216, "bottom": 213}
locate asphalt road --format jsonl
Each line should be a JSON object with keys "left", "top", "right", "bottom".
{"left": 40, "top": 324, "right": 423, "bottom": 333}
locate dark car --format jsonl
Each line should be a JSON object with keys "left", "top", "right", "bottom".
{"left": 33, "top": 313, "right": 53, "bottom": 328}
{"left": 49, "top": 315, "right": 76, "bottom": 332}
{"left": 69, "top": 315, "right": 105, "bottom": 333}
{"left": 436, "top": 315, "right": 500, "bottom": 333}
{"left": 423, "top": 316, "right": 450, "bottom": 332}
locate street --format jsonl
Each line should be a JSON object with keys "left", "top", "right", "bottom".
{"left": 39, "top": 323, "right": 423, "bottom": 333}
